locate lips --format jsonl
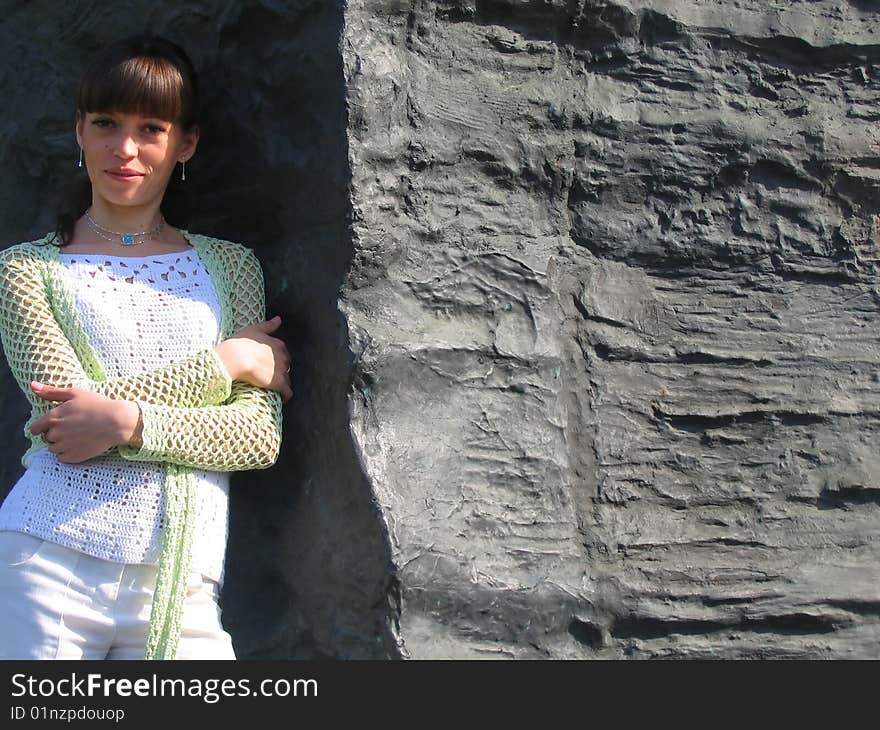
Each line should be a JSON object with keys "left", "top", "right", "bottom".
{"left": 105, "top": 168, "right": 145, "bottom": 181}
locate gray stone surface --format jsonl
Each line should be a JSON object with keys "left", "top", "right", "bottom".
{"left": 342, "top": 0, "right": 880, "bottom": 657}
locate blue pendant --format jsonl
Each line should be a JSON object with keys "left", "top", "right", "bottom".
{"left": 121, "top": 233, "right": 135, "bottom": 245}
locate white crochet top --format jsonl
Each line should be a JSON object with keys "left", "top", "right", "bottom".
{"left": 0, "top": 249, "right": 230, "bottom": 581}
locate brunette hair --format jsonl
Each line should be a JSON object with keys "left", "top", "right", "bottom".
{"left": 55, "top": 35, "right": 200, "bottom": 244}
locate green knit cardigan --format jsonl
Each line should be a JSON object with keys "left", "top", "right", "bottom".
{"left": 0, "top": 232, "right": 283, "bottom": 659}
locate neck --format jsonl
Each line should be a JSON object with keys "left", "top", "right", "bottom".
{"left": 87, "top": 200, "right": 163, "bottom": 232}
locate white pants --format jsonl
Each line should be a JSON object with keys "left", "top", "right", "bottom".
{"left": 0, "top": 531, "right": 235, "bottom": 660}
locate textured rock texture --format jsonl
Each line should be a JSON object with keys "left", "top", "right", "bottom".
{"left": 0, "top": 0, "right": 394, "bottom": 659}
{"left": 343, "top": 0, "right": 880, "bottom": 657}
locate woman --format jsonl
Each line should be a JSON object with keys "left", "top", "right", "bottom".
{"left": 0, "top": 35, "right": 290, "bottom": 659}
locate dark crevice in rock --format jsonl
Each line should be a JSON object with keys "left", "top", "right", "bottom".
{"left": 652, "top": 408, "right": 828, "bottom": 431}
{"left": 817, "top": 486, "right": 880, "bottom": 509}
{"left": 742, "top": 613, "right": 840, "bottom": 634}
{"left": 568, "top": 617, "right": 604, "bottom": 649}
{"left": 619, "top": 537, "right": 772, "bottom": 551}
{"left": 612, "top": 612, "right": 837, "bottom": 641}
{"left": 702, "top": 596, "right": 760, "bottom": 607}
{"left": 735, "top": 36, "right": 880, "bottom": 67}
{"left": 748, "top": 159, "right": 823, "bottom": 194}
{"left": 674, "top": 352, "right": 774, "bottom": 367}
{"left": 826, "top": 599, "right": 880, "bottom": 616}
{"left": 590, "top": 341, "right": 775, "bottom": 367}
{"left": 767, "top": 263, "right": 862, "bottom": 287}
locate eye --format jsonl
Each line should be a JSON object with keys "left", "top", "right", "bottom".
{"left": 144, "top": 123, "right": 169, "bottom": 135}
{"left": 91, "top": 117, "right": 115, "bottom": 128}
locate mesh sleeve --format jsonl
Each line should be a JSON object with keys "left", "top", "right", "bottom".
{"left": 0, "top": 248, "right": 232, "bottom": 421}
{"left": 118, "top": 248, "right": 283, "bottom": 470}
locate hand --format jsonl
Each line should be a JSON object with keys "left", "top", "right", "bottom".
{"left": 29, "top": 382, "right": 141, "bottom": 464}
{"left": 214, "top": 315, "right": 293, "bottom": 401}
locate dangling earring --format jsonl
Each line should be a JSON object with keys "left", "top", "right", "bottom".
{"left": 78, "top": 147, "right": 83, "bottom": 168}
{"left": 180, "top": 159, "right": 186, "bottom": 182}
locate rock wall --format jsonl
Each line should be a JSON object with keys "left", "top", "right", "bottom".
{"left": 342, "top": 0, "right": 880, "bottom": 657}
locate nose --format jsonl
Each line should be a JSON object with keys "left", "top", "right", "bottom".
{"left": 113, "top": 129, "right": 139, "bottom": 159}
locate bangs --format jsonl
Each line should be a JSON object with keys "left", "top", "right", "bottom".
{"left": 77, "top": 56, "right": 192, "bottom": 125}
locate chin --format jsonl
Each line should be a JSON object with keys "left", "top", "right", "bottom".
{"left": 95, "top": 191, "right": 149, "bottom": 208}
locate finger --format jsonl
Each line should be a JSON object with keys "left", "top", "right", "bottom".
{"left": 271, "top": 374, "right": 292, "bottom": 402}
{"left": 31, "top": 382, "right": 77, "bottom": 402}
{"left": 260, "top": 316, "right": 282, "bottom": 333}
{"left": 30, "top": 414, "right": 54, "bottom": 435}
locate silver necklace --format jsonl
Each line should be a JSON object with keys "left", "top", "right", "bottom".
{"left": 84, "top": 209, "right": 165, "bottom": 246}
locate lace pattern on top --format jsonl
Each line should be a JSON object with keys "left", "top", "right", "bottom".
{"left": 0, "top": 251, "right": 230, "bottom": 578}
{"left": 0, "top": 233, "right": 283, "bottom": 657}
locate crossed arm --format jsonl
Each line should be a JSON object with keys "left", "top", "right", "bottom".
{"left": 0, "top": 247, "right": 288, "bottom": 470}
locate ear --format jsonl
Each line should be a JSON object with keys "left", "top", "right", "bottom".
{"left": 75, "top": 111, "right": 84, "bottom": 148}
{"left": 178, "top": 124, "right": 200, "bottom": 163}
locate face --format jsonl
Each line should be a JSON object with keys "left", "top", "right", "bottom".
{"left": 76, "top": 110, "right": 199, "bottom": 213}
